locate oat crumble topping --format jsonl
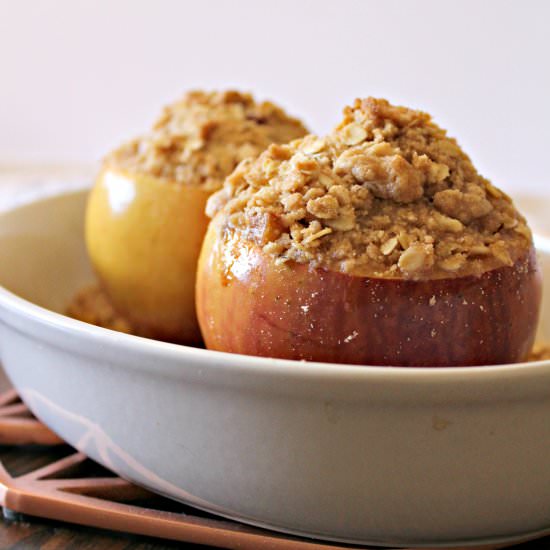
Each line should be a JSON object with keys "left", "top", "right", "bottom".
{"left": 105, "top": 90, "right": 308, "bottom": 190}
{"left": 207, "top": 97, "right": 532, "bottom": 278}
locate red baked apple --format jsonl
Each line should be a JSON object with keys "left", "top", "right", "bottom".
{"left": 196, "top": 97, "right": 543, "bottom": 366}
{"left": 196, "top": 215, "right": 542, "bottom": 367}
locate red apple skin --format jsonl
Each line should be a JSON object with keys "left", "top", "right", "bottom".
{"left": 196, "top": 216, "right": 543, "bottom": 367}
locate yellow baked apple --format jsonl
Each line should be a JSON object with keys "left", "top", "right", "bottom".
{"left": 86, "top": 90, "right": 307, "bottom": 343}
{"left": 86, "top": 167, "right": 211, "bottom": 343}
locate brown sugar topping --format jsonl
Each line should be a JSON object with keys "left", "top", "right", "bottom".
{"left": 207, "top": 97, "right": 533, "bottom": 279}
{"left": 105, "top": 90, "right": 308, "bottom": 191}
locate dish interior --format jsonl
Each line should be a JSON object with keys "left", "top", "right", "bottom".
{"left": 0, "top": 190, "right": 94, "bottom": 315}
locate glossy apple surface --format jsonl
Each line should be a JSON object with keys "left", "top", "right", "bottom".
{"left": 86, "top": 167, "right": 212, "bottom": 343}
{"left": 197, "top": 215, "right": 542, "bottom": 366}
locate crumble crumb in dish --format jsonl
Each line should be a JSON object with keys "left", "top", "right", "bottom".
{"left": 207, "top": 97, "right": 532, "bottom": 279}
{"left": 527, "top": 343, "right": 550, "bottom": 361}
{"left": 106, "top": 90, "right": 308, "bottom": 190}
{"left": 66, "top": 285, "right": 134, "bottom": 334}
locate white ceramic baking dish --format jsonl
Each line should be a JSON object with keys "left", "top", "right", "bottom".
{"left": 0, "top": 188, "right": 549, "bottom": 548}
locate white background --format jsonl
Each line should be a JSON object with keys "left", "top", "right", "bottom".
{"left": 0, "top": 0, "right": 549, "bottom": 197}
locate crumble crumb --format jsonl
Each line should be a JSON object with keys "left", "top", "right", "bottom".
{"left": 66, "top": 285, "right": 134, "bottom": 334}
{"left": 207, "top": 97, "right": 532, "bottom": 279}
{"left": 527, "top": 343, "right": 550, "bottom": 362}
{"left": 105, "top": 90, "right": 308, "bottom": 191}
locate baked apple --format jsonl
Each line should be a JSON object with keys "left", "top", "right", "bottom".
{"left": 197, "top": 98, "right": 542, "bottom": 366}
{"left": 86, "top": 91, "right": 307, "bottom": 343}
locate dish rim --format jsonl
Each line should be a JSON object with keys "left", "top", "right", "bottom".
{"left": 0, "top": 188, "right": 549, "bottom": 383}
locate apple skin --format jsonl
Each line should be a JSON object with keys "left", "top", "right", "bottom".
{"left": 197, "top": 215, "right": 542, "bottom": 367}
{"left": 86, "top": 167, "right": 212, "bottom": 344}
